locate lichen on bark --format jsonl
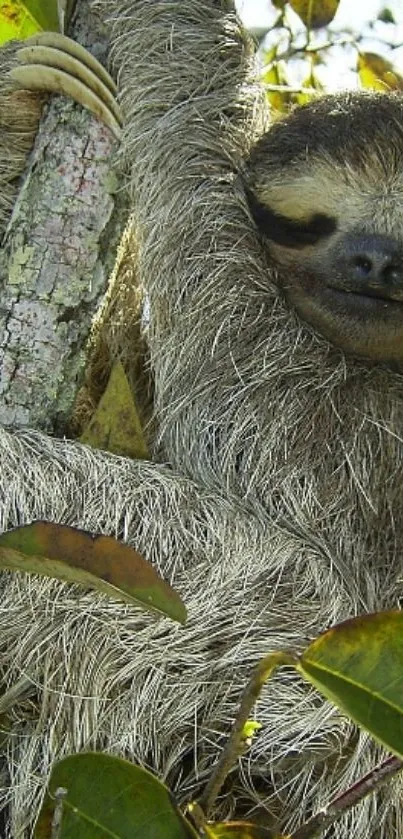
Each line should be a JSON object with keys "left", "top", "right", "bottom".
{"left": 0, "top": 5, "right": 126, "bottom": 433}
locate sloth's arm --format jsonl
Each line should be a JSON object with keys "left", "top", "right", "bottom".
{"left": 105, "top": 1, "right": 268, "bottom": 479}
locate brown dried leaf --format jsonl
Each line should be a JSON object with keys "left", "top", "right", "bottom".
{"left": 0, "top": 521, "right": 186, "bottom": 623}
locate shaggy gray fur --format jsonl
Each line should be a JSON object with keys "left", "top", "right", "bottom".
{"left": 1, "top": 0, "right": 403, "bottom": 837}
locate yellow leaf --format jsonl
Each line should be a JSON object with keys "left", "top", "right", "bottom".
{"left": 0, "top": 0, "right": 38, "bottom": 42}
{"left": 358, "top": 52, "right": 403, "bottom": 92}
{"left": 0, "top": 0, "right": 58, "bottom": 45}
{"left": 241, "top": 720, "right": 262, "bottom": 740}
{"left": 262, "top": 51, "right": 292, "bottom": 113}
{"left": 80, "top": 360, "right": 149, "bottom": 459}
{"left": 296, "top": 65, "right": 323, "bottom": 106}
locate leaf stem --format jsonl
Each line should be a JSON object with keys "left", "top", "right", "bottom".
{"left": 198, "top": 651, "right": 296, "bottom": 817}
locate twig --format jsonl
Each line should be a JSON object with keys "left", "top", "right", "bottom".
{"left": 262, "top": 83, "right": 317, "bottom": 94}
{"left": 51, "top": 787, "right": 67, "bottom": 839}
{"left": 198, "top": 651, "right": 296, "bottom": 817}
{"left": 290, "top": 755, "right": 403, "bottom": 839}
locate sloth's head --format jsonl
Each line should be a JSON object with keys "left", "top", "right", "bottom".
{"left": 245, "top": 91, "right": 403, "bottom": 365}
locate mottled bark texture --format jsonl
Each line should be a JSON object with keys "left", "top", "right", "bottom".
{"left": 0, "top": 3, "right": 125, "bottom": 432}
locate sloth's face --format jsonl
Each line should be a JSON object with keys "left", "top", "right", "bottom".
{"left": 246, "top": 91, "right": 403, "bottom": 365}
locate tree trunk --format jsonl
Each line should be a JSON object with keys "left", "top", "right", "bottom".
{"left": 0, "top": 1, "right": 126, "bottom": 433}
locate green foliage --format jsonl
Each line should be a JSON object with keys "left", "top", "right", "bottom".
{"left": 34, "top": 754, "right": 198, "bottom": 838}
{"left": 299, "top": 611, "right": 403, "bottom": 759}
{"left": 32, "top": 612, "right": 403, "bottom": 839}
{"left": 261, "top": 0, "right": 402, "bottom": 111}
{"left": 358, "top": 52, "right": 403, "bottom": 91}
{"left": 262, "top": 46, "right": 293, "bottom": 113}
{"left": 205, "top": 823, "right": 281, "bottom": 837}
{"left": 20, "top": 0, "right": 58, "bottom": 30}
{"left": 378, "top": 7, "right": 395, "bottom": 24}
{"left": 34, "top": 755, "right": 287, "bottom": 838}
{"left": 288, "top": 0, "right": 340, "bottom": 30}
{"left": 0, "top": 0, "right": 58, "bottom": 45}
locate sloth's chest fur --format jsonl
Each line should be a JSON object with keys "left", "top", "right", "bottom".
{"left": 159, "top": 285, "right": 403, "bottom": 588}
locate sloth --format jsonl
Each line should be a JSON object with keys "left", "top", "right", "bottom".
{"left": 2, "top": 2, "right": 403, "bottom": 839}
{"left": 245, "top": 91, "right": 403, "bottom": 366}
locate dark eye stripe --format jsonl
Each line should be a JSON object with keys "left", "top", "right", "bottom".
{"left": 245, "top": 186, "right": 336, "bottom": 248}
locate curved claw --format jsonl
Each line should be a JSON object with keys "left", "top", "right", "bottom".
{"left": 9, "top": 32, "right": 122, "bottom": 140}
{"left": 24, "top": 33, "right": 118, "bottom": 96}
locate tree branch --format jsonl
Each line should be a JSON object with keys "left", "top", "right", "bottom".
{"left": 0, "top": 2, "right": 126, "bottom": 433}
{"left": 291, "top": 755, "right": 403, "bottom": 839}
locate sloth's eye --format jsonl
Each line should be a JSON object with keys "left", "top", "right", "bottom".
{"left": 246, "top": 187, "right": 336, "bottom": 248}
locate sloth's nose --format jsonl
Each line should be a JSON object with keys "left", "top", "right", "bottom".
{"left": 345, "top": 235, "right": 403, "bottom": 289}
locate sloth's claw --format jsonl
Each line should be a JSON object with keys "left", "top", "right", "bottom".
{"left": 22, "top": 33, "right": 118, "bottom": 95}
{"left": 9, "top": 32, "right": 122, "bottom": 140}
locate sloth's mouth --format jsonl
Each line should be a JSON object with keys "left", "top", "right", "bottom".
{"left": 327, "top": 285, "right": 403, "bottom": 310}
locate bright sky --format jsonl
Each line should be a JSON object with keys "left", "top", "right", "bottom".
{"left": 236, "top": 0, "right": 403, "bottom": 89}
{"left": 236, "top": 0, "right": 403, "bottom": 30}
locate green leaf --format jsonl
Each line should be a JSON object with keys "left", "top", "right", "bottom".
{"left": 288, "top": 0, "right": 340, "bottom": 29}
{"left": 0, "top": 0, "right": 38, "bottom": 42}
{"left": 298, "top": 611, "right": 403, "bottom": 758}
{"left": 57, "top": 0, "right": 76, "bottom": 33}
{"left": 377, "top": 7, "right": 395, "bottom": 24}
{"left": 34, "top": 753, "right": 198, "bottom": 838}
{"left": 0, "top": 522, "right": 187, "bottom": 624}
{"left": 20, "top": 0, "right": 58, "bottom": 31}
{"left": 295, "top": 64, "right": 323, "bottom": 107}
{"left": 0, "top": 0, "right": 58, "bottom": 45}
